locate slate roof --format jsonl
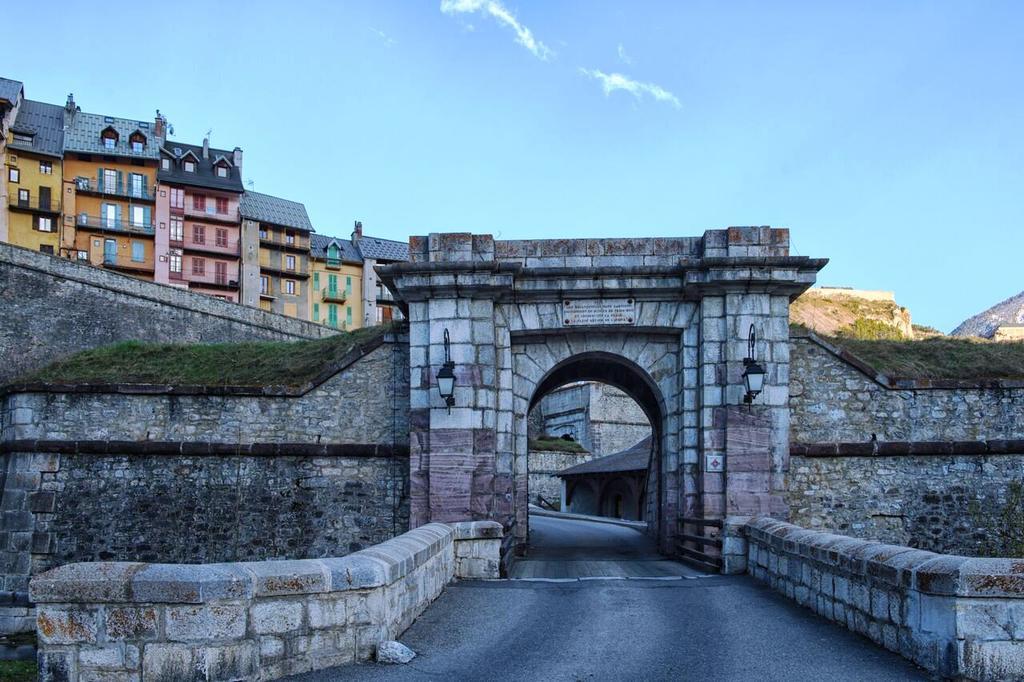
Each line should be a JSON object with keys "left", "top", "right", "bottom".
{"left": 7, "top": 100, "right": 64, "bottom": 157}
{"left": 310, "top": 234, "right": 362, "bottom": 264}
{"left": 0, "top": 77, "right": 22, "bottom": 105}
{"left": 356, "top": 235, "right": 408, "bottom": 262}
{"left": 557, "top": 437, "right": 652, "bottom": 477}
{"left": 239, "top": 191, "right": 314, "bottom": 232}
{"left": 64, "top": 110, "right": 161, "bottom": 159}
{"left": 158, "top": 141, "right": 243, "bottom": 193}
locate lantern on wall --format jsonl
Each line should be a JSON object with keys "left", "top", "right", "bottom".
{"left": 742, "top": 324, "right": 766, "bottom": 404}
{"left": 436, "top": 328, "right": 456, "bottom": 412}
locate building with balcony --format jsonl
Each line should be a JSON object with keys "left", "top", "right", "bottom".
{"left": 239, "top": 190, "right": 313, "bottom": 318}
{"left": 61, "top": 95, "right": 163, "bottom": 279}
{"left": 5, "top": 98, "right": 64, "bottom": 255}
{"left": 0, "top": 77, "right": 25, "bottom": 244}
{"left": 309, "top": 234, "right": 362, "bottom": 329}
{"left": 155, "top": 136, "right": 244, "bottom": 301}
{"left": 350, "top": 221, "right": 408, "bottom": 326}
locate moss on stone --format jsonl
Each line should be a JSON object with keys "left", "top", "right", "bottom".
{"left": 15, "top": 325, "right": 392, "bottom": 388}
{"left": 529, "top": 437, "right": 588, "bottom": 453}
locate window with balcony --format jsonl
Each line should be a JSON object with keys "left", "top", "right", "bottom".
{"left": 8, "top": 168, "right": 19, "bottom": 183}
{"left": 18, "top": 189, "right": 29, "bottom": 206}
{"left": 39, "top": 161, "right": 52, "bottom": 175}
{"left": 131, "top": 206, "right": 146, "bottom": 227}
{"left": 193, "top": 225, "right": 206, "bottom": 244}
{"left": 216, "top": 197, "right": 228, "bottom": 214}
{"left": 259, "top": 227, "right": 268, "bottom": 240}
{"left": 192, "top": 257, "right": 206, "bottom": 276}
{"left": 260, "top": 276, "right": 269, "bottom": 294}
{"left": 103, "top": 169, "right": 117, "bottom": 194}
{"left": 215, "top": 228, "right": 228, "bottom": 247}
{"left": 286, "top": 231, "right": 295, "bottom": 245}
{"left": 170, "top": 188, "right": 184, "bottom": 209}
{"left": 130, "top": 173, "right": 144, "bottom": 198}
{"left": 170, "top": 218, "right": 183, "bottom": 242}
{"left": 215, "top": 261, "right": 227, "bottom": 285}
{"left": 169, "top": 249, "right": 182, "bottom": 274}
{"left": 193, "top": 195, "right": 206, "bottom": 211}
{"left": 286, "top": 255, "right": 296, "bottom": 271}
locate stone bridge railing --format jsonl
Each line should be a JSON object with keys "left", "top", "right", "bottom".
{"left": 735, "top": 517, "right": 1024, "bottom": 681}
{"left": 30, "top": 521, "right": 501, "bottom": 681}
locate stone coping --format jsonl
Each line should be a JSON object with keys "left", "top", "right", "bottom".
{"left": 792, "top": 439, "right": 1024, "bottom": 458}
{"left": 0, "top": 328, "right": 405, "bottom": 398}
{"left": 745, "top": 517, "right": 1024, "bottom": 598}
{"left": 30, "top": 521, "right": 502, "bottom": 606}
{"left": 0, "top": 440, "right": 410, "bottom": 458}
{"left": 793, "top": 331, "right": 1024, "bottom": 390}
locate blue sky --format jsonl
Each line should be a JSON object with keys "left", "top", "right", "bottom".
{"left": 6, "top": 1, "right": 1022, "bottom": 331}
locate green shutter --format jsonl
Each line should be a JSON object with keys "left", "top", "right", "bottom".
{"left": 116, "top": 171, "right": 123, "bottom": 194}
{"left": 97, "top": 168, "right": 105, "bottom": 191}
{"left": 313, "top": 303, "right": 319, "bottom": 321}
{"left": 313, "top": 272, "right": 319, "bottom": 289}
{"left": 114, "top": 203, "right": 122, "bottom": 227}
{"left": 328, "top": 274, "right": 337, "bottom": 293}
{"left": 346, "top": 307, "right": 352, "bottom": 326}
{"left": 142, "top": 206, "right": 151, "bottom": 227}
{"left": 141, "top": 174, "right": 148, "bottom": 197}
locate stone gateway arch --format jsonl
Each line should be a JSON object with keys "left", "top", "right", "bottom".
{"left": 379, "top": 227, "right": 826, "bottom": 569}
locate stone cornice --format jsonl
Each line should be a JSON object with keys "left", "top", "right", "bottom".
{"left": 0, "top": 439, "right": 410, "bottom": 458}
{"left": 792, "top": 439, "right": 1024, "bottom": 457}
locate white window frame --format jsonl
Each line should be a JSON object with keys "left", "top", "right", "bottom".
{"left": 38, "top": 217, "right": 54, "bottom": 232}
{"left": 131, "top": 205, "right": 146, "bottom": 227}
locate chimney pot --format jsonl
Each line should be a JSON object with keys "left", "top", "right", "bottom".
{"left": 202, "top": 137, "right": 210, "bottom": 159}
{"left": 352, "top": 221, "right": 363, "bottom": 242}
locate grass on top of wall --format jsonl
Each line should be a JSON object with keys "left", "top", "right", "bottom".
{"left": 529, "top": 437, "right": 589, "bottom": 453}
{"left": 794, "top": 325, "right": 1024, "bottom": 381}
{"left": 17, "top": 325, "right": 391, "bottom": 388}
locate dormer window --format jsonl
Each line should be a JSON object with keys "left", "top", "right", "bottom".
{"left": 161, "top": 158, "right": 170, "bottom": 170}
{"left": 216, "top": 166, "right": 228, "bottom": 178}
{"left": 327, "top": 244, "right": 341, "bottom": 267}
{"left": 184, "top": 160, "right": 196, "bottom": 173}
{"left": 129, "top": 131, "right": 147, "bottom": 153}
{"left": 101, "top": 126, "right": 119, "bottom": 149}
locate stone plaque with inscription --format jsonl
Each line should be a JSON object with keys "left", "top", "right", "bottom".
{"left": 562, "top": 298, "right": 636, "bottom": 326}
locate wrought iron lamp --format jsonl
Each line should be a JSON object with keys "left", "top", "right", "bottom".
{"left": 436, "top": 328, "right": 456, "bottom": 412}
{"left": 742, "top": 324, "right": 766, "bottom": 404}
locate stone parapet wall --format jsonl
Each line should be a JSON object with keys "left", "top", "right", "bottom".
{"left": 0, "top": 242, "right": 334, "bottom": 384}
{"left": 30, "top": 521, "right": 502, "bottom": 681}
{"left": 743, "top": 517, "right": 1024, "bottom": 681}
{"left": 790, "top": 335, "right": 1024, "bottom": 442}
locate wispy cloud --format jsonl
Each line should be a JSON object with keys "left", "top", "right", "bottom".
{"left": 617, "top": 43, "right": 632, "bottom": 65}
{"left": 579, "top": 68, "right": 680, "bottom": 109}
{"left": 440, "top": 0, "right": 552, "bottom": 60}
{"left": 369, "top": 27, "right": 396, "bottom": 47}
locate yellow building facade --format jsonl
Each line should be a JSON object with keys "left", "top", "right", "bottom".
{"left": 5, "top": 99, "right": 64, "bottom": 254}
{"left": 60, "top": 98, "right": 161, "bottom": 279}
{"left": 309, "top": 234, "right": 364, "bottom": 330}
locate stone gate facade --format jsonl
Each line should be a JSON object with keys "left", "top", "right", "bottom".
{"left": 379, "top": 227, "right": 826, "bottom": 556}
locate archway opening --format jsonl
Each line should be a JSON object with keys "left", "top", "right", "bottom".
{"left": 511, "top": 351, "right": 696, "bottom": 579}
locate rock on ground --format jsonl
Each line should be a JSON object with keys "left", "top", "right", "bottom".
{"left": 377, "top": 641, "right": 416, "bottom": 664}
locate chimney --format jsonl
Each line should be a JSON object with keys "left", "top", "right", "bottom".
{"left": 153, "top": 110, "right": 166, "bottom": 138}
{"left": 233, "top": 146, "right": 243, "bottom": 172}
{"left": 202, "top": 137, "right": 210, "bottom": 159}
{"left": 64, "top": 93, "right": 76, "bottom": 125}
{"left": 352, "top": 220, "right": 363, "bottom": 242}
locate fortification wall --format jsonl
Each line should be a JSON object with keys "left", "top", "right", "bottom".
{"left": 0, "top": 338, "right": 410, "bottom": 634}
{"left": 787, "top": 335, "right": 1024, "bottom": 555}
{"left": 0, "top": 243, "right": 334, "bottom": 384}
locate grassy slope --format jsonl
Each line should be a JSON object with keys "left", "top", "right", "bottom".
{"left": 15, "top": 325, "right": 390, "bottom": 388}
{"left": 796, "top": 326, "right": 1024, "bottom": 381}
{"left": 529, "top": 437, "right": 589, "bottom": 453}
{"left": 791, "top": 293, "right": 911, "bottom": 339}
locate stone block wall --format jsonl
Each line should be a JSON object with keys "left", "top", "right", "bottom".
{"left": 0, "top": 337, "right": 411, "bottom": 634}
{"left": 790, "top": 334, "right": 1024, "bottom": 442}
{"left": 527, "top": 448, "right": 593, "bottom": 506}
{"left": 0, "top": 242, "right": 334, "bottom": 384}
{"left": 744, "top": 517, "right": 1024, "bottom": 681}
{"left": 30, "top": 521, "right": 502, "bottom": 681}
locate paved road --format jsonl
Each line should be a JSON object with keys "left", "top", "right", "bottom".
{"left": 289, "top": 515, "right": 927, "bottom": 681}
{"left": 510, "top": 512, "right": 702, "bottom": 579}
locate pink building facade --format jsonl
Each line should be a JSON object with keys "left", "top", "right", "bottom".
{"left": 154, "top": 137, "right": 244, "bottom": 301}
